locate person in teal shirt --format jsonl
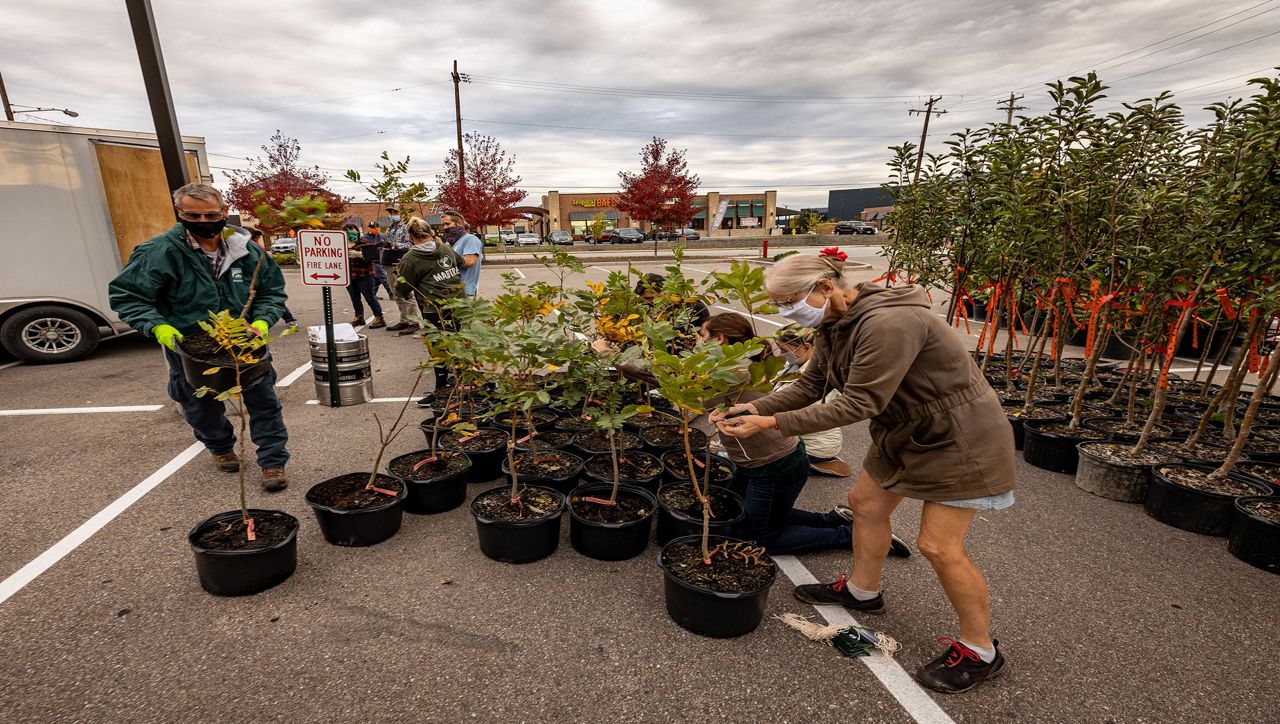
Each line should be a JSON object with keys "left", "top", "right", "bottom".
{"left": 441, "top": 211, "right": 483, "bottom": 296}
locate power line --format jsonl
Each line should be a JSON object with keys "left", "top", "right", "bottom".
{"left": 464, "top": 116, "right": 916, "bottom": 140}
{"left": 1107, "top": 27, "right": 1280, "bottom": 84}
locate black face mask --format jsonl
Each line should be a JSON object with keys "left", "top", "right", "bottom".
{"left": 180, "top": 217, "right": 227, "bottom": 240}
{"left": 442, "top": 226, "right": 465, "bottom": 244}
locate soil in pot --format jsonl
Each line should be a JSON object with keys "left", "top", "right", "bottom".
{"left": 1146, "top": 439, "right": 1239, "bottom": 464}
{"left": 624, "top": 410, "right": 682, "bottom": 432}
{"left": 555, "top": 415, "right": 594, "bottom": 433}
{"left": 189, "top": 509, "right": 299, "bottom": 596}
{"left": 659, "top": 535, "right": 778, "bottom": 638}
{"left": 192, "top": 510, "right": 295, "bottom": 551}
{"left": 661, "top": 449, "right": 736, "bottom": 483}
{"left": 387, "top": 450, "right": 471, "bottom": 515}
{"left": 178, "top": 334, "right": 239, "bottom": 364}
{"left": 1235, "top": 462, "right": 1280, "bottom": 491}
{"left": 492, "top": 408, "right": 559, "bottom": 431}
{"left": 1240, "top": 497, "right": 1280, "bottom": 524}
{"left": 584, "top": 451, "right": 664, "bottom": 485}
{"left": 1083, "top": 417, "right": 1171, "bottom": 441}
{"left": 439, "top": 427, "right": 509, "bottom": 452}
{"left": 642, "top": 425, "right": 707, "bottom": 451}
{"left": 507, "top": 450, "right": 583, "bottom": 479}
{"left": 659, "top": 483, "right": 741, "bottom": 522}
{"left": 1075, "top": 442, "right": 1172, "bottom": 503}
{"left": 1145, "top": 464, "right": 1270, "bottom": 536}
{"left": 1243, "top": 438, "right": 1280, "bottom": 462}
{"left": 514, "top": 430, "right": 576, "bottom": 452}
{"left": 570, "top": 487, "right": 653, "bottom": 524}
{"left": 306, "top": 474, "right": 406, "bottom": 547}
{"left": 568, "top": 483, "right": 659, "bottom": 561}
{"left": 573, "top": 429, "right": 642, "bottom": 455}
{"left": 1005, "top": 404, "right": 1067, "bottom": 420}
{"left": 472, "top": 485, "right": 563, "bottom": 522}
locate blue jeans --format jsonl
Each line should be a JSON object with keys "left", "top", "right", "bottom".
{"left": 372, "top": 264, "right": 393, "bottom": 297}
{"left": 164, "top": 348, "right": 290, "bottom": 469}
{"left": 727, "top": 442, "right": 851, "bottom": 554}
{"left": 346, "top": 277, "right": 383, "bottom": 317}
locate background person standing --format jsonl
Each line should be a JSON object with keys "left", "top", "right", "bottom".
{"left": 343, "top": 223, "right": 385, "bottom": 328}
{"left": 108, "top": 182, "right": 292, "bottom": 491}
{"left": 361, "top": 221, "right": 394, "bottom": 299}
{"left": 441, "top": 211, "right": 483, "bottom": 297}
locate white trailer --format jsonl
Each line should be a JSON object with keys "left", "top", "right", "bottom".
{"left": 0, "top": 120, "right": 210, "bottom": 362}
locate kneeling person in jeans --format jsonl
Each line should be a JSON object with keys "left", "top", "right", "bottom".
{"left": 108, "top": 182, "right": 292, "bottom": 491}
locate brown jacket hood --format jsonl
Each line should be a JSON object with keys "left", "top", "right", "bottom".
{"left": 828, "top": 282, "right": 933, "bottom": 331}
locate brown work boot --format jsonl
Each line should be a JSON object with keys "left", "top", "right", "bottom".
{"left": 349, "top": 316, "right": 366, "bottom": 326}
{"left": 211, "top": 451, "right": 240, "bottom": 473}
{"left": 810, "top": 458, "right": 853, "bottom": 477}
{"left": 262, "top": 467, "right": 289, "bottom": 492}
{"left": 368, "top": 316, "right": 386, "bottom": 329}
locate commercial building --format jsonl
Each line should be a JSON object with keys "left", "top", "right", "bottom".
{"left": 827, "top": 187, "right": 894, "bottom": 221}
{"left": 541, "top": 190, "right": 778, "bottom": 238}
{"left": 860, "top": 204, "right": 894, "bottom": 230}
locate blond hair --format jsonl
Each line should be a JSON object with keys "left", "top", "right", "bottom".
{"left": 767, "top": 253, "right": 848, "bottom": 295}
{"left": 406, "top": 216, "right": 438, "bottom": 240}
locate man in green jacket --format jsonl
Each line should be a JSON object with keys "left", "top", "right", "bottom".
{"left": 108, "top": 183, "right": 292, "bottom": 491}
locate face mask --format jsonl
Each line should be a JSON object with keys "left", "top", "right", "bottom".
{"left": 389, "top": 215, "right": 400, "bottom": 223}
{"left": 346, "top": 230, "right": 358, "bottom": 241}
{"left": 180, "top": 218, "right": 226, "bottom": 240}
{"left": 776, "top": 283, "right": 828, "bottom": 328}
{"left": 442, "top": 226, "right": 465, "bottom": 244}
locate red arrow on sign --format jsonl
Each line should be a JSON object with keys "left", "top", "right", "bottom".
{"left": 310, "top": 273, "right": 340, "bottom": 280}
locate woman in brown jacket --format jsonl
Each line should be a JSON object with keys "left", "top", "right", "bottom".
{"left": 713, "top": 249, "right": 1016, "bottom": 694}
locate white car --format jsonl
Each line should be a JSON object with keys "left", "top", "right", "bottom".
{"left": 499, "top": 230, "right": 518, "bottom": 243}
{"left": 270, "top": 239, "right": 297, "bottom": 253}
{"left": 516, "top": 233, "right": 541, "bottom": 246}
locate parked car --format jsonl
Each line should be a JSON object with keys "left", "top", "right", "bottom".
{"left": 601, "top": 228, "right": 645, "bottom": 244}
{"left": 657, "top": 227, "right": 701, "bottom": 241}
{"left": 516, "top": 233, "right": 541, "bottom": 246}
{"left": 547, "top": 230, "right": 573, "bottom": 245}
{"left": 834, "top": 220, "right": 877, "bottom": 235}
{"left": 483, "top": 234, "right": 501, "bottom": 247}
{"left": 499, "top": 230, "right": 518, "bottom": 243}
{"left": 270, "top": 238, "right": 297, "bottom": 254}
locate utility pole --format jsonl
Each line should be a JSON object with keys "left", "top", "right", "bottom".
{"left": 907, "top": 96, "right": 947, "bottom": 185}
{"left": 997, "top": 92, "right": 1027, "bottom": 125}
{"left": 451, "top": 60, "right": 467, "bottom": 187}
{"left": 125, "top": 0, "right": 190, "bottom": 193}
{"left": 0, "top": 70, "right": 13, "bottom": 121}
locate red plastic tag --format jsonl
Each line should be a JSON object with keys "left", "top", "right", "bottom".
{"left": 693, "top": 457, "right": 705, "bottom": 469}
{"left": 516, "top": 433, "right": 534, "bottom": 443}
{"left": 370, "top": 486, "right": 399, "bottom": 496}
{"left": 245, "top": 516, "right": 256, "bottom": 542}
{"left": 412, "top": 456, "right": 438, "bottom": 471}
{"left": 582, "top": 496, "right": 616, "bottom": 506}
{"left": 534, "top": 457, "right": 561, "bottom": 464}
{"left": 457, "top": 431, "right": 480, "bottom": 441}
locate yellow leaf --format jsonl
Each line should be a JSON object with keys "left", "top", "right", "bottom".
{"left": 202, "top": 366, "right": 222, "bottom": 375}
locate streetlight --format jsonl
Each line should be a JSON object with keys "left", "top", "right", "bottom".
{"left": 11, "top": 105, "right": 79, "bottom": 118}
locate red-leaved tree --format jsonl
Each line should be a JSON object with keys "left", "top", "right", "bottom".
{"left": 435, "top": 132, "right": 527, "bottom": 230}
{"left": 225, "top": 130, "right": 345, "bottom": 235}
{"left": 616, "top": 137, "right": 700, "bottom": 243}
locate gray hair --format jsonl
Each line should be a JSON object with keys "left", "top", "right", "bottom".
{"left": 767, "top": 253, "right": 849, "bottom": 295}
{"left": 173, "top": 182, "right": 225, "bottom": 207}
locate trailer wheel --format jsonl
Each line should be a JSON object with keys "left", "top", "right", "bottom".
{"left": 1, "top": 306, "right": 101, "bottom": 364}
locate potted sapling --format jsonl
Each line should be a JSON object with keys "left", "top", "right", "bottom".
{"left": 187, "top": 310, "right": 299, "bottom": 596}
{"left": 649, "top": 338, "right": 778, "bottom": 638}
{"left": 389, "top": 322, "right": 473, "bottom": 514}
{"left": 304, "top": 368, "right": 423, "bottom": 546}
{"left": 468, "top": 296, "right": 578, "bottom": 563}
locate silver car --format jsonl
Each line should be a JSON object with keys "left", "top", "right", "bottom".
{"left": 516, "top": 233, "right": 541, "bottom": 246}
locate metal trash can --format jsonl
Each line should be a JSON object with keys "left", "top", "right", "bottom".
{"left": 311, "top": 335, "right": 374, "bottom": 406}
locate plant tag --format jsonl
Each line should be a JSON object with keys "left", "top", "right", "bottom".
{"left": 245, "top": 516, "right": 256, "bottom": 542}
{"left": 534, "top": 457, "right": 561, "bottom": 464}
{"left": 370, "top": 485, "right": 399, "bottom": 496}
{"left": 412, "top": 456, "right": 438, "bottom": 471}
{"left": 582, "top": 496, "right": 615, "bottom": 506}
{"left": 694, "top": 457, "right": 706, "bottom": 468}
{"left": 457, "top": 431, "right": 480, "bottom": 441}
{"left": 445, "top": 401, "right": 459, "bottom": 411}
{"left": 516, "top": 432, "right": 537, "bottom": 443}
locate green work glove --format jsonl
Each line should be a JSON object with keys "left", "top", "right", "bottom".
{"left": 153, "top": 323, "right": 182, "bottom": 350}
{"left": 250, "top": 320, "right": 270, "bottom": 337}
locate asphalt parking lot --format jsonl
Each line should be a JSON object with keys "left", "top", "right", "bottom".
{"left": 1, "top": 246, "right": 1276, "bottom": 722}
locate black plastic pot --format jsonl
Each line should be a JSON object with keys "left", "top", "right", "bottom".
{"left": 387, "top": 451, "right": 471, "bottom": 515}
{"left": 623, "top": 411, "right": 682, "bottom": 435}
{"left": 568, "top": 483, "right": 658, "bottom": 561}
{"left": 571, "top": 430, "right": 642, "bottom": 458}
{"left": 305, "top": 474, "right": 407, "bottom": 546}
{"left": 188, "top": 509, "right": 298, "bottom": 596}
{"left": 658, "top": 534, "right": 777, "bottom": 638}
{"left": 175, "top": 338, "right": 272, "bottom": 394}
{"left": 470, "top": 484, "right": 566, "bottom": 563}
{"left": 1022, "top": 420, "right": 1108, "bottom": 474}
{"left": 640, "top": 425, "right": 708, "bottom": 454}
{"left": 1004, "top": 405, "right": 1068, "bottom": 451}
{"left": 1227, "top": 496, "right": 1280, "bottom": 574}
{"left": 438, "top": 428, "right": 510, "bottom": 483}
{"left": 1144, "top": 463, "right": 1270, "bottom": 536}
{"left": 1082, "top": 416, "right": 1172, "bottom": 444}
{"left": 1235, "top": 462, "right": 1280, "bottom": 494}
{"left": 501, "top": 450, "right": 585, "bottom": 495}
{"left": 655, "top": 483, "right": 746, "bottom": 546}
{"left": 582, "top": 451, "right": 664, "bottom": 493}
{"left": 660, "top": 449, "right": 738, "bottom": 486}
{"left": 1074, "top": 442, "right": 1168, "bottom": 503}
{"left": 491, "top": 407, "right": 559, "bottom": 434}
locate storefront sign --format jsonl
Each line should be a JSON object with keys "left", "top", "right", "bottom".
{"left": 739, "top": 217, "right": 759, "bottom": 227}
{"left": 571, "top": 198, "right": 615, "bottom": 208}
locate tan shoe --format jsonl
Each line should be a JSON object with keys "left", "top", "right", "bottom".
{"left": 211, "top": 451, "right": 240, "bottom": 473}
{"left": 809, "top": 458, "right": 853, "bottom": 477}
{"left": 262, "top": 467, "right": 288, "bottom": 492}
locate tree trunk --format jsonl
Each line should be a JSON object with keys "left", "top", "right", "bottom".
{"left": 1067, "top": 307, "right": 1110, "bottom": 432}
{"left": 1211, "top": 342, "right": 1280, "bottom": 480}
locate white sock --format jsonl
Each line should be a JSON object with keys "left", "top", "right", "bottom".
{"left": 847, "top": 583, "right": 879, "bottom": 601}
{"left": 960, "top": 640, "right": 996, "bottom": 663}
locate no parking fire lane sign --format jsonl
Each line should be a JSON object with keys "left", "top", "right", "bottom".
{"left": 297, "top": 230, "right": 349, "bottom": 286}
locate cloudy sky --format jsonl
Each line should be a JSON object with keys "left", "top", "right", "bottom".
{"left": 3, "top": 0, "right": 1277, "bottom": 209}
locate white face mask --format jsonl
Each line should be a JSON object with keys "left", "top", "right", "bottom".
{"left": 776, "top": 283, "right": 827, "bottom": 328}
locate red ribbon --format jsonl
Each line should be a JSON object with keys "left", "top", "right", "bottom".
{"left": 819, "top": 247, "right": 848, "bottom": 261}
{"left": 1215, "top": 288, "right": 1237, "bottom": 320}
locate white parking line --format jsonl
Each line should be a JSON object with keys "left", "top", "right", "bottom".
{"left": 712, "top": 305, "right": 784, "bottom": 327}
{"left": 514, "top": 268, "right": 527, "bottom": 279}
{"left": 590, "top": 266, "right": 612, "bottom": 273}
{"left": 0, "top": 404, "right": 164, "bottom": 416}
{"left": 683, "top": 266, "right": 715, "bottom": 275}
{"left": 0, "top": 442, "right": 204, "bottom": 606}
{"left": 773, "top": 555, "right": 953, "bottom": 724}
{"left": 0, "top": 361, "right": 22, "bottom": 371}
{"left": 306, "top": 396, "right": 415, "bottom": 405}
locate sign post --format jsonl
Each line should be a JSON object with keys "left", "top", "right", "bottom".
{"left": 298, "top": 230, "right": 350, "bottom": 408}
